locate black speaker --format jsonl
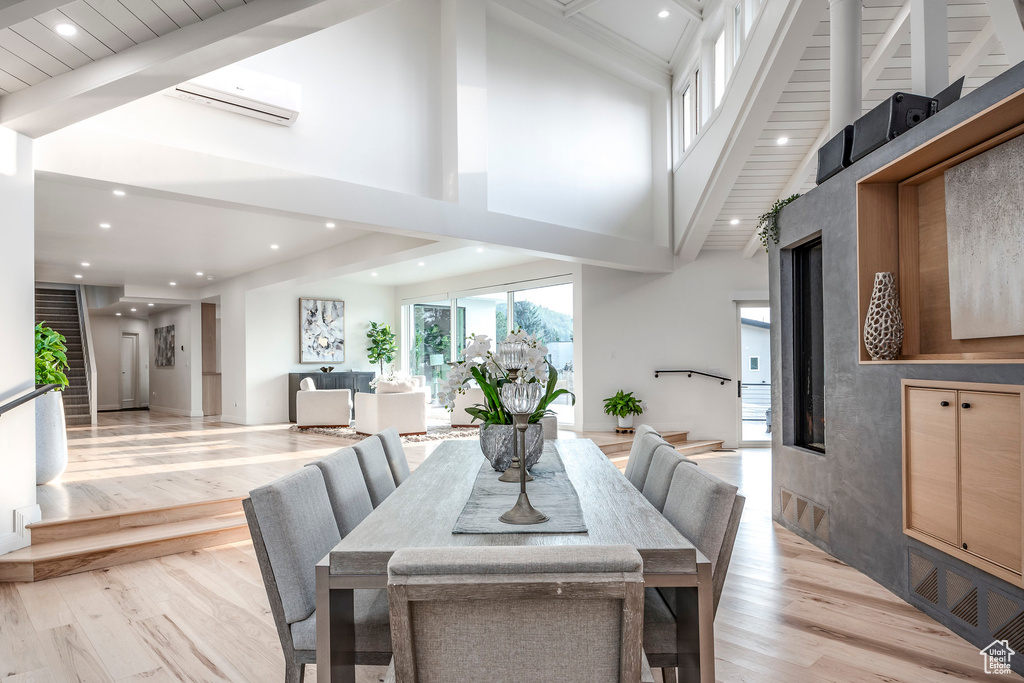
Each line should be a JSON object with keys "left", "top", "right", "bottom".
{"left": 816, "top": 124, "right": 854, "bottom": 185}
{"left": 850, "top": 92, "right": 937, "bottom": 163}
{"left": 934, "top": 76, "right": 965, "bottom": 113}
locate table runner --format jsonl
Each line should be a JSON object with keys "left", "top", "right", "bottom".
{"left": 452, "top": 442, "right": 589, "bottom": 534}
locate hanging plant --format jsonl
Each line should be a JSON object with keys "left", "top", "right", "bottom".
{"left": 757, "top": 193, "right": 801, "bottom": 251}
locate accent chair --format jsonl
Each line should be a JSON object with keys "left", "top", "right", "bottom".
{"left": 295, "top": 376, "right": 352, "bottom": 428}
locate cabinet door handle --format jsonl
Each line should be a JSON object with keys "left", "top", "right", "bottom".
{"left": 940, "top": 401, "right": 949, "bottom": 407}
{"left": 961, "top": 402, "right": 971, "bottom": 409}
{"left": 963, "top": 542, "right": 968, "bottom": 550}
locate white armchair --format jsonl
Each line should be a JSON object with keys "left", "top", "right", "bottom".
{"left": 295, "top": 377, "right": 352, "bottom": 428}
{"left": 355, "top": 379, "right": 428, "bottom": 436}
{"left": 451, "top": 387, "right": 486, "bottom": 427}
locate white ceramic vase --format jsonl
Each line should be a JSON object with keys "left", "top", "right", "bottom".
{"left": 617, "top": 414, "right": 635, "bottom": 429}
{"left": 36, "top": 390, "right": 68, "bottom": 485}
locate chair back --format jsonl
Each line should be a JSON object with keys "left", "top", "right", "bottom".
{"left": 299, "top": 377, "right": 316, "bottom": 391}
{"left": 640, "top": 445, "right": 691, "bottom": 512}
{"left": 376, "top": 429, "right": 411, "bottom": 485}
{"left": 623, "top": 426, "right": 664, "bottom": 490}
{"left": 661, "top": 463, "right": 745, "bottom": 613}
{"left": 353, "top": 436, "right": 398, "bottom": 507}
{"left": 244, "top": 467, "right": 341, "bottom": 654}
{"left": 307, "top": 447, "right": 374, "bottom": 537}
{"left": 386, "top": 545, "right": 645, "bottom": 683}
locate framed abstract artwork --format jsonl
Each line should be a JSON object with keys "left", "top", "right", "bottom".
{"left": 154, "top": 325, "right": 175, "bottom": 367}
{"left": 300, "top": 298, "right": 345, "bottom": 363}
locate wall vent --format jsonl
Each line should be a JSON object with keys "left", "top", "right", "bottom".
{"left": 780, "top": 488, "right": 829, "bottom": 545}
{"left": 946, "top": 569, "right": 978, "bottom": 626}
{"left": 910, "top": 550, "right": 939, "bottom": 604}
{"left": 989, "top": 591, "right": 1021, "bottom": 633}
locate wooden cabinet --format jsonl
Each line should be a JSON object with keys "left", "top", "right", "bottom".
{"left": 903, "top": 380, "right": 1024, "bottom": 585}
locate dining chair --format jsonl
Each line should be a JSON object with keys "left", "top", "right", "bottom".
{"left": 376, "top": 428, "right": 411, "bottom": 485}
{"left": 640, "top": 445, "right": 695, "bottom": 512}
{"left": 307, "top": 447, "right": 374, "bottom": 537}
{"left": 383, "top": 545, "right": 654, "bottom": 683}
{"left": 623, "top": 425, "right": 661, "bottom": 490}
{"left": 244, "top": 467, "right": 392, "bottom": 683}
{"left": 642, "top": 463, "right": 745, "bottom": 682}
{"left": 353, "top": 436, "right": 398, "bottom": 507}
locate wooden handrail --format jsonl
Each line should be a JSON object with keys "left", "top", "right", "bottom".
{"left": 653, "top": 370, "right": 732, "bottom": 385}
{"left": 0, "top": 384, "right": 60, "bottom": 418}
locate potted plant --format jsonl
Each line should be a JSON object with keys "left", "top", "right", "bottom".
{"left": 366, "top": 321, "right": 397, "bottom": 375}
{"left": 603, "top": 390, "right": 644, "bottom": 429}
{"left": 440, "top": 330, "right": 574, "bottom": 472}
{"left": 35, "top": 322, "right": 70, "bottom": 485}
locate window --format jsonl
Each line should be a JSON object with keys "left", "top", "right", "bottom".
{"left": 733, "top": 2, "right": 743, "bottom": 64}
{"left": 681, "top": 86, "right": 693, "bottom": 151}
{"left": 748, "top": 356, "right": 759, "bottom": 371}
{"left": 713, "top": 30, "right": 726, "bottom": 108}
{"left": 410, "top": 300, "right": 460, "bottom": 402}
{"left": 744, "top": 0, "right": 760, "bottom": 36}
{"left": 792, "top": 238, "right": 825, "bottom": 453}
{"left": 511, "top": 283, "right": 574, "bottom": 424}
{"left": 694, "top": 69, "right": 702, "bottom": 129}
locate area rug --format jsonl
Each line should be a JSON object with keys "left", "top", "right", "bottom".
{"left": 291, "top": 418, "right": 480, "bottom": 443}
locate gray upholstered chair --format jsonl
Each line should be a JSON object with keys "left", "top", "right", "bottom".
{"left": 643, "top": 463, "right": 745, "bottom": 682}
{"left": 376, "top": 428, "right": 411, "bottom": 485}
{"left": 307, "top": 447, "right": 374, "bottom": 537}
{"left": 383, "top": 545, "right": 654, "bottom": 683}
{"left": 640, "top": 445, "right": 695, "bottom": 512}
{"left": 353, "top": 436, "right": 398, "bottom": 507}
{"left": 243, "top": 467, "right": 392, "bottom": 683}
{"left": 623, "top": 425, "right": 660, "bottom": 490}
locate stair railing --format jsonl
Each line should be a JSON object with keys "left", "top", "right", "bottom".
{"left": 653, "top": 369, "right": 733, "bottom": 385}
{"left": 76, "top": 285, "right": 98, "bottom": 425}
{"left": 0, "top": 384, "right": 61, "bottom": 418}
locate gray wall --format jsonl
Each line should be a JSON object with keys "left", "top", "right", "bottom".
{"left": 770, "top": 60, "right": 1024, "bottom": 671}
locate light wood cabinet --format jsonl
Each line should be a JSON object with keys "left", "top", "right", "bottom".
{"left": 903, "top": 380, "right": 1024, "bottom": 586}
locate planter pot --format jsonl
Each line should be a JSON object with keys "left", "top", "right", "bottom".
{"left": 617, "top": 414, "right": 635, "bottom": 429}
{"left": 36, "top": 390, "right": 68, "bottom": 485}
{"left": 479, "top": 423, "right": 544, "bottom": 472}
{"left": 540, "top": 415, "right": 558, "bottom": 440}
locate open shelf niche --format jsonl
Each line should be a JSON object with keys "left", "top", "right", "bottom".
{"left": 856, "top": 87, "right": 1024, "bottom": 364}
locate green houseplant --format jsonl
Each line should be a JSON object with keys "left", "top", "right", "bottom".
{"left": 366, "top": 321, "right": 397, "bottom": 374}
{"left": 603, "top": 390, "right": 644, "bottom": 429}
{"left": 757, "top": 193, "right": 801, "bottom": 251}
{"left": 35, "top": 322, "right": 70, "bottom": 485}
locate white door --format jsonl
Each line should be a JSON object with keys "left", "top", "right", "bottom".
{"left": 738, "top": 304, "right": 771, "bottom": 445}
{"left": 121, "top": 334, "right": 137, "bottom": 409}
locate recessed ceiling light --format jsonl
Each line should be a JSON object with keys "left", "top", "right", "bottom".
{"left": 148, "top": 303, "right": 154, "bottom": 307}
{"left": 777, "top": 137, "right": 789, "bottom": 145}
{"left": 730, "top": 218, "right": 739, "bottom": 225}
{"left": 206, "top": 276, "right": 214, "bottom": 281}
{"left": 169, "top": 282, "right": 176, "bottom": 286}
{"left": 112, "top": 189, "right": 126, "bottom": 196}
{"left": 81, "top": 262, "right": 90, "bottom": 267}
{"left": 658, "top": 9, "right": 671, "bottom": 18}
{"left": 99, "top": 223, "right": 111, "bottom": 229}
{"left": 371, "top": 272, "right": 378, "bottom": 277}
{"left": 116, "top": 312, "right": 122, "bottom": 316}
{"left": 476, "top": 247, "right": 484, "bottom": 253}
{"left": 270, "top": 244, "right": 279, "bottom": 250}
{"left": 74, "top": 274, "right": 82, "bottom": 279}
{"left": 326, "top": 222, "right": 336, "bottom": 228}
{"left": 130, "top": 308, "right": 137, "bottom": 312}
{"left": 418, "top": 261, "right": 425, "bottom": 267}
{"left": 55, "top": 23, "right": 77, "bottom": 37}
{"left": 196, "top": 271, "right": 203, "bottom": 276}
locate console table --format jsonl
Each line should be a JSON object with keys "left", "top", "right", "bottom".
{"left": 288, "top": 371, "right": 375, "bottom": 423}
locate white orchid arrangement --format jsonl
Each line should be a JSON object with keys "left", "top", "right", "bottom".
{"left": 440, "top": 330, "right": 574, "bottom": 426}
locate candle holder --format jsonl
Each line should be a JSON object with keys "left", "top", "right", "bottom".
{"left": 498, "top": 382, "right": 547, "bottom": 525}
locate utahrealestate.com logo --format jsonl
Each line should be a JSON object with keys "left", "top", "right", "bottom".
{"left": 981, "top": 640, "right": 1015, "bottom": 675}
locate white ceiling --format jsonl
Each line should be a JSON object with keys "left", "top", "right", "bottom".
{"left": 0, "top": 0, "right": 250, "bottom": 96}
{"left": 339, "top": 246, "right": 543, "bottom": 287}
{"left": 705, "top": 0, "right": 1013, "bottom": 250}
{"left": 34, "top": 174, "right": 372, "bottom": 288}
{"left": 90, "top": 301, "right": 187, "bottom": 320}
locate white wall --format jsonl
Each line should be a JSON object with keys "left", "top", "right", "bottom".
{"left": 91, "top": 316, "right": 150, "bottom": 411}
{"left": 148, "top": 305, "right": 200, "bottom": 417}
{"left": 580, "top": 250, "right": 769, "bottom": 446}
{"left": 244, "top": 280, "right": 397, "bottom": 425}
{"left": 740, "top": 322, "right": 771, "bottom": 384}
{"left": 486, "top": 18, "right": 654, "bottom": 239}
{"left": 0, "top": 129, "right": 35, "bottom": 550}
{"left": 69, "top": 0, "right": 443, "bottom": 199}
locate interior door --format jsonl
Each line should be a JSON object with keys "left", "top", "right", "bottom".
{"left": 120, "top": 334, "right": 137, "bottom": 409}
{"left": 905, "top": 387, "right": 959, "bottom": 545}
{"left": 960, "top": 390, "right": 1022, "bottom": 572}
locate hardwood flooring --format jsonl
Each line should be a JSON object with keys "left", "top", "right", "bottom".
{"left": 1, "top": 413, "right": 1010, "bottom": 681}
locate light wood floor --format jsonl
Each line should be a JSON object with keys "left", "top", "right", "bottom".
{"left": 3, "top": 413, "right": 1009, "bottom": 681}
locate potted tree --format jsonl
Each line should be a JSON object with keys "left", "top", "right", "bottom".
{"left": 603, "top": 390, "right": 645, "bottom": 430}
{"left": 35, "top": 322, "right": 70, "bottom": 484}
{"left": 366, "top": 321, "right": 397, "bottom": 375}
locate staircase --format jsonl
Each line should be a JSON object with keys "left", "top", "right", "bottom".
{"left": 599, "top": 431, "right": 725, "bottom": 471}
{"left": 35, "top": 287, "right": 91, "bottom": 426}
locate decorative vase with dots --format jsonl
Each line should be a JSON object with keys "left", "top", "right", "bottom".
{"left": 864, "top": 272, "right": 904, "bottom": 361}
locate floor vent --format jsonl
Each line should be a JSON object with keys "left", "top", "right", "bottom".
{"left": 780, "top": 488, "right": 829, "bottom": 545}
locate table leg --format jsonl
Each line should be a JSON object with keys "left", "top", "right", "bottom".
{"left": 316, "top": 566, "right": 355, "bottom": 683}
{"left": 697, "top": 563, "right": 715, "bottom": 683}
{"left": 672, "top": 565, "right": 715, "bottom": 682}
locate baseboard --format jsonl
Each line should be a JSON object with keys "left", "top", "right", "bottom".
{"left": 0, "top": 532, "right": 27, "bottom": 555}
{"left": 98, "top": 403, "right": 120, "bottom": 411}
{"left": 148, "top": 406, "right": 193, "bottom": 417}
{"left": 0, "top": 504, "right": 40, "bottom": 555}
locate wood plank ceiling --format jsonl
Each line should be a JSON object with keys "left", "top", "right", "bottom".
{"left": 0, "top": 0, "right": 251, "bottom": 96}
{"left": 704, "top": 0, "right": 1013, "bottom": 250}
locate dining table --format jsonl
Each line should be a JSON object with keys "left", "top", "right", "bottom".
{"left": 315, "top": 438, "right": 715, "bottom": 683}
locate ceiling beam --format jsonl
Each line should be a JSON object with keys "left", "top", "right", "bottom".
{"left": 562, "top": 0, "right": 605, "bottom": 18}
{"left": 984, "top": 0, "right": 1024, "bottom": 67}
{"left": 0, "top": 0, "right": 67, "bottom": 31}
{"left": 667, "top": 0, "right": 702, "bottom": 23}
{"left": 950, "top": 20, "right": 997, "bottom": 82}
{"left": 0, "top": 0, "right": 399, "bottom": 137}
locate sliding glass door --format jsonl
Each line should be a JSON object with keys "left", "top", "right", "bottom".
{"left": 512, "top": 283, "right": 574, "bottom": 424}
{"left": 410, "top": 299, "right": 462, "bottom": 403}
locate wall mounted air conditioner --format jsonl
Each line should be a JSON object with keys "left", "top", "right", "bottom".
{"left": 166, "top": 66, "right": 301, "bottom": 126}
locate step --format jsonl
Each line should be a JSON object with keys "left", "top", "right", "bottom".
{"left": 594, "top": 430, "right": 690, "bottom": 456}
{"left": 675, "top": 440, "right": 726, "bottom": 457}
{"left": 0, "top": 511, "right": 249, "bottom": 582}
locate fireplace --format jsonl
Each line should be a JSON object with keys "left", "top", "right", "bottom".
{"left": 792, "top": 237, "right": 825, "bottom": 453}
